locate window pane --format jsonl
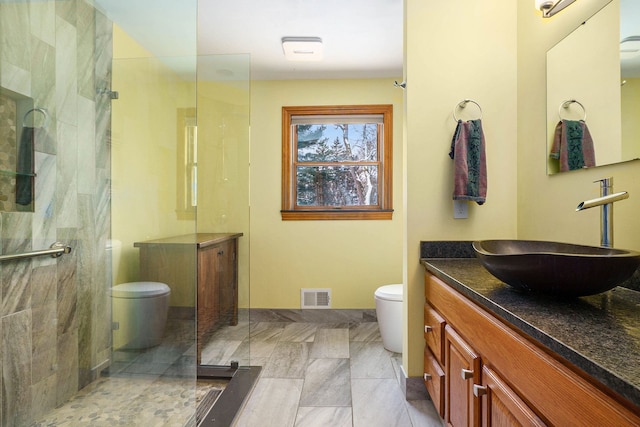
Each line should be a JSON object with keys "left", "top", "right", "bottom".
{"left": 296, "top": 124, "right": 378, "bottom": 163}
{"left": 296, "top": 165, "right": 379, "bottom": 207}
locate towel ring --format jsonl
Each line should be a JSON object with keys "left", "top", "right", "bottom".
{"left": 452, "top": 99, "right": 482, "bottom": 122}
{"left": 23, "top": 108, "right": 49, "bottom": 128}
{"left": 558, "top": 99, "right": 586, "bottom": 121}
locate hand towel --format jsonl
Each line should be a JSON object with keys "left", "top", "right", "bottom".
{"left": 549, "top": 120, "right": 595, "bottom": 172}
{"left": 449, "top": 119, "right": 487, "bottom": 205}
{"left": 16, "top": 126, "right": 34, "bottom": 206}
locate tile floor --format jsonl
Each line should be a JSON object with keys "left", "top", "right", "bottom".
{"left": 200, "top": 310, "right": 444, "bottom": 427}
{"left": 29, "top": 310, "right": 443, "bottom": 427}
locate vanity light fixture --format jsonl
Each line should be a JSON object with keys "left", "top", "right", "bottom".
{"left": 282, "top": 37, "right": 323, "bottom": 61}
{"left": 535, "top": 0, "right": 577, "bottom": 18}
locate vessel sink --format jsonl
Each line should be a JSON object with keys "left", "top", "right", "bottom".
{"left": 472, "top": 240, "right": 640, "bottom": 296}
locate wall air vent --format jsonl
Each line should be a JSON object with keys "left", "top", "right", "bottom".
{"left": 301, "top": 288, "right": 331, "bottom": 309}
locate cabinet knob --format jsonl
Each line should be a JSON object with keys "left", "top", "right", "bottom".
{"left": 218, "top": 250, "right": 224, "bottom": 255}
{"left": 473, "top": 384, "right": 487, "bottom": 397}
{"left": 424, "top": 325, "right": 433, "bottom": 333}
{"left": 461, "top": 369, "right": 474, "bottom": 380}
{"left": 424, "top": 373, "right": 432, "bottom": 381}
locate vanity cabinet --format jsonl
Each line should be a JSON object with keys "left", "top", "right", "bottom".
{"left": 424, "top": 271, "right": 640, "bottom": 426}
{"left": 135, "top": 233, "right": 242, "bottom": 364}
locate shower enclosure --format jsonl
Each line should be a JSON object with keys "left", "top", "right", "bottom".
{"left": 0, "top": 0, "right": 251, "bottom": 425}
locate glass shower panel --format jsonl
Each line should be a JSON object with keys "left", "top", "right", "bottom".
{"left": 0, "top": 0, "right": 201, "bottom": 425}
{"left": 109, "top": 51, "right": 199, "bottom": 424}
{"left": 0, "top": 0, "right": 124, "bottom": 425}
{"left": 196, "top": 54, "right": 251, "bottom": 368}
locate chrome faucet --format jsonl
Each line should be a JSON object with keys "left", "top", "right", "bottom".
{"left": 576, "top": 177, "right": 629, "bottom": 248}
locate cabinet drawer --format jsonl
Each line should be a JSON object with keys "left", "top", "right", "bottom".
{"left": 424, "top": 348, "right": 445, "bottom": 417}
{"left": 424, "top": 304, "right": 446, "bottom": 364}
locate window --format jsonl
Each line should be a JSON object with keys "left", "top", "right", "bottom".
{"left": 281, "top": 105, "right": 393, "bottom": 220}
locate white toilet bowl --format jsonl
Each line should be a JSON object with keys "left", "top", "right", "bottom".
{"left": 111, "top": 281, "right": 170, "bottom": 350}
{"left": 374, "top": 284, "right": 403, "bottom": 353}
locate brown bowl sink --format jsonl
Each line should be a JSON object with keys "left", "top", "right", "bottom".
{"left": 472, "top": 240, "right": 640, "bottom": 297}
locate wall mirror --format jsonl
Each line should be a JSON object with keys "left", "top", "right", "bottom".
{"left": 0, "top": 87, "right": 37, "bottom": 212}
{"left": 546, "top": 0, "right": 640, "bottom": 174}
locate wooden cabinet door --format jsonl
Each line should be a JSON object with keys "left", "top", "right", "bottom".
{"left": 445, "top": 325, "right": 481, "bottom": 427}
{"left": 197, "top": 243, "right": 221, "bottom": 363}
{"left": 476, "top": 366, "right": 546, "bottom": 427}
{"left": 424, "top": 347, "right": 446, "bottom": 417}
{"left": 425, "top": 304, "right": 446, "bottom": 364}
{"left": 217, "top": 239, "right": 238, "bottom": 326}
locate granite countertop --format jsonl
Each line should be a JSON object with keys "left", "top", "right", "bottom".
{"left": 422, "top": 258, "right": 640, "bottom": 410}
{"left": 134, "top": 233, "right": 243, "bottom": 249}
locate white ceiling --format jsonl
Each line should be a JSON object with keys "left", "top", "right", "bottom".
{"left": 95, "top": 1, "right": 637, "bottom": 80}
{"left": 95, "top": 0, "right": 404, "bottom": 81}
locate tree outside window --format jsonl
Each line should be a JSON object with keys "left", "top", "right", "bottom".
{"left": 282, "top": 105, "right": 393, "bottom": 220}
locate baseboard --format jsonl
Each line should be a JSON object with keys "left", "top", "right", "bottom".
{"left": 400, "top": 364, "right": 428, "bottom": 401}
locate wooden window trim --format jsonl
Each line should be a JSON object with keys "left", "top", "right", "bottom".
{"left": 281, "top": 104, "right": 393, "bottom": 220}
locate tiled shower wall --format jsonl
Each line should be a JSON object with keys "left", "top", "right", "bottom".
{"left": 0, "top": 1, "right": 112, "bottom": 425}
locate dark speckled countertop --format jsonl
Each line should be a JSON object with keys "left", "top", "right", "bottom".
{"left": 421, "top": 258, "right": 640, "bottom": 410}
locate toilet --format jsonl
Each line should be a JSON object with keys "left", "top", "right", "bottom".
{"left": 374, "top": 284, "right": 403, "bottom": 353}
{"left": 111, "top": 281, "right": 171, "bottom": 350}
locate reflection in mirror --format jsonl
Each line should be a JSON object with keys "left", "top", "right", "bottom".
{"left": 0, "top": 87, "right": 37, "bottom": 212}
{"left": 621, "top": 0, "right": 640, "bottom": 161}
{"left": 546, "top": 0, "right": 640, "bottom": 174}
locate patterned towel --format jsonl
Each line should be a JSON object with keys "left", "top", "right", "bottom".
{"left": 16, "top": 126, "right": 34, "bottom": 206}
{"left": 550, "top": 120, "right": 595, "bottom": 172}
{"left": 449, "top": 119, "right": 487, "bottom": 205}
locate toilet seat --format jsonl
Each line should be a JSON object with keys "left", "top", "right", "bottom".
{"left": 374, "top": 284, "right": 403, "bottom": 301}
{"left": 111, "top": 281, "right": 170, "bottom": 298}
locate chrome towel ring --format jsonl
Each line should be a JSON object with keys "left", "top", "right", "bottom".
{"left": 558, "top": 99, "right": 586, "bottom": 121}
{"left": 22, "top": 107, "right": 49, "bottom": 128}
{"left": 453, "top": 99, "right": 482, "bottom": 122}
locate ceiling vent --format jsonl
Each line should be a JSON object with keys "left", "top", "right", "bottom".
{"left": 621, "top": 36, "right": 640, "bottom": 60}
{"left": 282, "top": 37, "right": 323, "bottom": 62}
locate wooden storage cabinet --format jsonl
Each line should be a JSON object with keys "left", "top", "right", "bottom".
{"left": 135, "top": 233, "right": 242, "bottom": 365}
{"left": 424, "top": 271, "right": 640, "bottom": 426}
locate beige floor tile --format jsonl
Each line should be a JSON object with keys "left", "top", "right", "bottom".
{"left": 233, "top": 378, "right": 303, "bottom": 427}
{"left": 294, "top": 407, "right": 353, "bottom": 427}
{"left": 299, "top": 358, "right": 351, "bottom": 407}
{"left": 351, "top": 378, "right": 412, "bottom": 427}
{"left": 309, "top": 328, "right": 349, "bottom": 358}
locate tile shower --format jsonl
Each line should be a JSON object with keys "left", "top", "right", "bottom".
{"left": 0, "top": 1, "right": 113, "bottom": 425}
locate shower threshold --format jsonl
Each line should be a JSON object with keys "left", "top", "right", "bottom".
{"left": 196, "top": 364, "right": 261, "bottom": 426}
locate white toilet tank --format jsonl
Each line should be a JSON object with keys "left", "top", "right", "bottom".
{"left": 111, "top": 281, "right": 170, "bottom": 350}
{"left": 374, "top": 284, "right": 403, "bottom": 353}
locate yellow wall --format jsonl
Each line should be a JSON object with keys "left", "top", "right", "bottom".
{"left": 111, "top": 25, "right": 196, "bottom": 305}
{"left": 404, "top": 0, "right": 518, "bottom": 376}
{"left": 249, "top": 79, "right": 404, "bottom": 309}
